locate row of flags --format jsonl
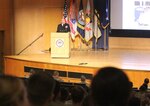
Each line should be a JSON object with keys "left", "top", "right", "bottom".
{"left": 62, "top": 0, "right": 109, "bottom": 45}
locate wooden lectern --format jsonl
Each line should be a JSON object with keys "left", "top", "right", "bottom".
{"left": 51, "top": 32, "right": 70, "bottom": 58}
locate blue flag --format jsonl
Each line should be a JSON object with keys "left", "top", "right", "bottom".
{"left": 101, "top": 0, "right": 109, "bottom": 29}
{"left": 92, "top": 0, "right": 109, "bottom": 49}
{"left": 77, "top": 0, "right": 85, "bottom": 39}
{"left": 93, "top": 10, "right": 102, "bottom": 43}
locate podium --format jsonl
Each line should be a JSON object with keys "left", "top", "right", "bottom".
{"left": 51, "top": 32, "right": 70, "bottom": 58}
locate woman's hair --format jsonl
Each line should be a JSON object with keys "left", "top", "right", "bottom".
{"left": 0, "top": 75, "right": 29, "bottom": 106}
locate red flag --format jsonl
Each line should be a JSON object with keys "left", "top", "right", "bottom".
{"left": 69, "top": 0, "right": 77, "bottom": 40}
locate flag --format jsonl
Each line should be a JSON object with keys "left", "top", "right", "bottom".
{"left": 63, "top": 0, "right": 68, "bottom": 23}
{"left": 77, "top": 0, "right": 85, "bottom": 39}
{"left": 85, "top": 0, "right": 93, "bottom": 42}
{"left": 101, "top": 0, "right": 109, "bottom": 29}
{"left": 69, "top": 0, "right": 77, "bottom": 40}
{"left": 92, "top": 0, "right": 109, "bottom": 49}
{"left": 94, "top": 10, "right": 101, "bottom": 43}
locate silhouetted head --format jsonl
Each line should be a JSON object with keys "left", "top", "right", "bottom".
{"left": 91, "top": 67, "right": 131, "bottom": 106}
{"left": 71, "top": 86, "right": 86, "bottom": 105}
{"left": 27, "top": 71, "right": 55, "bottom": 106}
{"left": 144, "top": 78, "right": 149, "bottom": 84}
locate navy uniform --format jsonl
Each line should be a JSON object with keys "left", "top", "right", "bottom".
{"left": 57, "top": 23, "right": 70, "bottom": 32}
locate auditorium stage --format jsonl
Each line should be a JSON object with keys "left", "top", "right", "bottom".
{"left": 4, "top": 48, "right": 150, "bottom": 88}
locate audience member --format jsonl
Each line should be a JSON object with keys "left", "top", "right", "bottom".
{"left": 27, "top": 71, "right": 55, "bottom": 106}
{"left": 60, "top": 87, "right": 70, "bottom": 103}
{"left": 49, "top": 86, "right": 70, "bottom": 106}
{"left": 91, "top": 67, "right": 131, "bottom": 106}
{"left": 70, "top": 86, "right": 86, "bottom": 106}
{"left": 80, "top": 75, "right": 86, "bottom": 84}
{"left": 53, "top": 71, "right": 64, "bottom": 82}
{"left": 129, "top": 81, "right": 133, "bottom": 88}
{"left": 140, "top": 93, "right": 150, "bottom": 106}
{"left": 30, "top": 69, "right": 36, "bottom": 76}
{"left": 82, "top": 94, "right": 94, "bottom": 106}
{"left": 139, "top": 78, "right": 149, "bottom": 91}
{"left": 141, "top": 97, "right": 149, "bottom": 106}
{"left": 128, "top": 96, "right": 141, "bottom": 106}
{"left": 0, "top": 75, "right": 30, "bottom": 106}
{"left": 128, "top": 82, "right": 140, "bottom": 106}
{"left": 52, "top": 80, "right": 61, "bottom": 101}
{"left": 80, "top": 75, "right": 90, "bottom": 93}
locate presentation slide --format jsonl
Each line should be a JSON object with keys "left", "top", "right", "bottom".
{"left": 111, "top": 0, "right": 150, "bottom": 30}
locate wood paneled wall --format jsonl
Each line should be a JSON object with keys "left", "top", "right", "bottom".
{"left": 0, "top": 0, "right": 13, "bottom": 55}
{"left": 14, "top": 0, "right": 64, "bottom": 54}
{"left": 109, "top": 37, "right": 150, "bottom": 50}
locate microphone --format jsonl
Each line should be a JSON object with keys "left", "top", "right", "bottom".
{"left": 17, "top": 33, "right": 44, "bottom": 55}
{"left": 40, "top": 33, "right": 44, "bottom": 37}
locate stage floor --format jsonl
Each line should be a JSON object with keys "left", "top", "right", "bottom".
{"left": 7, "top": 48, "right": 150, "bottom": 71}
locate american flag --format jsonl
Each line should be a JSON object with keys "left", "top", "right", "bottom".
{"left": 69, "top": 0, "right": 77, "bottom": 40}
{"left": 63, "top": 0, "right": 68, "bottom": 23}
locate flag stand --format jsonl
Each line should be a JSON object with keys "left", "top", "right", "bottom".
{"left": 94, "top": 38, "right": 98, "bottom": 51}
{"left": 72, "top": 40, "right": 75, "bottom": 50}
{"left": 78, "top": 39, "right": 82, "bottom": 51}
{"left": 85, "top": 41, "right": 91, "bottom": 51}
{"left": 103, "top": 27, "right": 109, "bottom": 50}
{"left": 104, "top": 29, "right": 107, "bottom": 50}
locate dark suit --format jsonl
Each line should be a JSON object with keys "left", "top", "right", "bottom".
{"left": 57, "top": 23, "right": 70, "bottom": 32}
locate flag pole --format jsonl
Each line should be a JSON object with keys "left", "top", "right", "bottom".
{"left": 104, "top": 29, "right": 106, "bottom": 50}
{"left": 78, "top": 38, "right": 82, "bottom": 50}
{"left": 71, "top": 39, "right": 75, "bottom": 50}
{"left": 85, "top": 41, "right": 90, "bottom": 51}
{"left": 94, "top": 38, "right": 97, "bottom": 51}
{"left": 73, "top": 40, "right": 75, "bottom": 50}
